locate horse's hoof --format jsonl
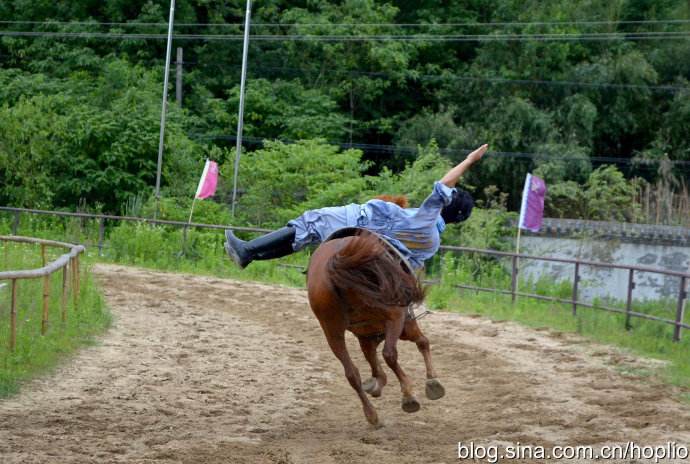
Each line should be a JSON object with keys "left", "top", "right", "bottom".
{"left": 401, "top": 396, "right": 421, "bottom": 413}
{"left": 363, "top": 377, "right": 378, "bottom": 393}
{"left": 369, "top": 418, "right": 385, "bottom": 429}
{"left": 425, "top": 378, "right": 445, "bottom": 400}
{"left": 364, "top": 409, "right": 381, "bottom": 427}
{"left": 363, "top": 378, "right": 383, "bottom": 397}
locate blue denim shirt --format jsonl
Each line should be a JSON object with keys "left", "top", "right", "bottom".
{"left": 288, "top": 182, "right": 455, "bottom": 269}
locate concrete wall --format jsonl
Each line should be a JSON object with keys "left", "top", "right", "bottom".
{"left": 514, "top": 219, "right": 690, "bottom": 303}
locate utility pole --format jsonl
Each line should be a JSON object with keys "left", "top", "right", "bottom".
{"left": 154, "top": 0, "right": 176, "bottom": 216}
{"left": 176, "top": 47, "right": 183, "bottom": 106}
{"left": 230, "top": 0, "right": 252, "bottom": 217}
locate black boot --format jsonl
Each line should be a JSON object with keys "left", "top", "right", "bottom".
{"left": 224, "top": 226, "right": 296, "bottom": 269}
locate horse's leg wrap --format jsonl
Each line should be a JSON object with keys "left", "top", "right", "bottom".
{"left": 382, "top": 314, "right": 420, "bottom": 413}
{"left": 358, "top": 336, "right": 386, "bottom": 397}
{"left": 401, "top": 319, "right": 445, "bottom": 400}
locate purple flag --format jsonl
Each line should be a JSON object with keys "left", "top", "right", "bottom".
{"left": 518, "top": 173, "right": 546, "bottom": 232}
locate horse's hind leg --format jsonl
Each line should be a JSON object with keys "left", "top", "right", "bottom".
{"left": 325, "top": 330, "right": 380, "bottom": 426}
{"left": 402, "top": 319, "right": 445, "bottom": 400}
{"left": 358, "top": 335, "right": 386, "bottom": 397}
{"left": 382, "top": 313, "right": 420, "bottom": 413}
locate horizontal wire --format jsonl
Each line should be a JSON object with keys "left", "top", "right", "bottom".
{"left": 0, "top": 55, "right": 681, "bottom": 102}
{"left": 2, "top": 19, "right": 690, "bottom": 28}
{"left": 191, "top": 134, "right": 690, "bottom": 168}
{"left": 1, "top": 21, "right": 687, "bottom": 168}
{"left": 229, "top": 63, "right": 686, "bottom": 93}
{"left": 1, "top": 30, "right": 690, "bottom": 42}
{"left": 13, "top": 47, "right": 669, "bottom": 93}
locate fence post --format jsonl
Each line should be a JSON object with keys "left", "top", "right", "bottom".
{"left": 439, "top": 255, "right": 445, "bottom": 284}
{"left": 74, "top": 253, "right": 81, "bottom": 311}
{"left": 41, "top": 243, "right": 46, "bottom": 267}
{"left": 10, "top": 279, "right": 17, "bottom": 351}
{"left": 182, "top": 224, "right": 189, "bottom": 254}
{"left": 41, "top": 274, "right": 50, "bottom": 335}
{"left": 625, "top": 269, "right": 635, "bottom": 331}
{"left": 98, "top": 217, "right": 106, "bottom": 257}
{"left": 61, "top": 264, "right": 68, "bottom": 322}
{"left": 79, "top": 216, "right": 85, "bottom": 239}
{"left": 11, "top": 211, "right": 20, "bottom": 235}
{"left": 673, "top": 276, "right": 687, "bottom": 342}
{"left": 510, "top": 255, "right": 518, "bottom": 303}
{"left": 71, "top": 257, "right": 78, "bottom": 311}
{"left": 572, "top": 262, "right": 580, "bottom": 315}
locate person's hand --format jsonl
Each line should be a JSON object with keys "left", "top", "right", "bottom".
{"left": 465, "top": 144, "right": 489, "bottom": 164}
{"left": 440, "top": 143, "right": 489, "bottom": 187}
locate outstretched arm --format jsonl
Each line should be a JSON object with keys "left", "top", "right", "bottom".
{"left": 440, "top": 144, "right": 488, "bottom": 188}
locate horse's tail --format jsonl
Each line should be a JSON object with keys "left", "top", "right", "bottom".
{"left": 326, "top": 232, "right": 425, "bottom": 311}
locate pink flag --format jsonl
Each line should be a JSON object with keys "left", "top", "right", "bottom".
{"left": 518, "top": 173, "right": 546, "bottom": 232}
{"left": 195, "top": 159, "right": 218, "bottom": 200}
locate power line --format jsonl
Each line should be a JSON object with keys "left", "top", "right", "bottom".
{"left": 2, "top": 19, "right": 690, "bottom": 28}
{"left": 29, "top": 46, "right": 672, "bottom": 94}
{"left": 234, "top": 63, "right": 687, "bottom": 93}
{"left": 190, "top": 134, "right": 690, "bottom": 168}
{"left": 441, "top": 75, "right": 686, "bottom": 92}
{"left": 183, "top": 61, "right": 687, "bottom": 93}
{"left": 255, "top": 19, "right": 690, "bottom": 28}
{"left": 2, "top": 36, "right": 684, "bottom": 94}
{"left": 1, "top": 51, "right": 681, "bottom": 94}
{"left": 1, "top": 30, "right": 690, "bottom": 42}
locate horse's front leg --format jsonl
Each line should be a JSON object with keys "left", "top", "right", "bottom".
{"left": 358, "top": 335, "right": 387, "bottom": 397}
{"left": 402, "top": 318, "right": 445, "bottom": 400}
{"left": 382, "top": 311, "right": 420, "bottom": 413}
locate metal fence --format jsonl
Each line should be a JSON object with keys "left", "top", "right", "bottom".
{"left": 1, "top": 235, "right": 85, "bottom": 351}
{"left": 441, "top": 245, "right": 689, "bottom": 342}
{"left": 1, "top": 206, "right": 687, "bottom": 342}
{"left": 0, "top": 206, "right": 271, "bottom": 257}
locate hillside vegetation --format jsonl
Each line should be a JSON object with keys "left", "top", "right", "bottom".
{"left": 1, "top": 0, "right": 689, "bottom": 226}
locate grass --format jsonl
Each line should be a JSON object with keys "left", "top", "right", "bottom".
{"left": 0, "top": 241, "right": 111, "bottom": 397}
{"left": 102, "top": 221, "right": 309, "bottom": 287}
{"left": 1, "top": 213, "right": 688, "bottom": 396}
{"left": 425, "top": 254, "right": 690, "bottom": 391}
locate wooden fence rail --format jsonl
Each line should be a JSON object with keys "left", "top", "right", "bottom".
{"left": 1, "top": 206, "right": 688, "bottom": 342}
{"left": 1, "top": 235, "right": 85, "bottom": 351}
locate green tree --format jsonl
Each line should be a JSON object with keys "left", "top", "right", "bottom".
{"left": 544, "top": 165, "right": 639, "bottom": 221}
{"left": 584, "top": 165, "right": 639, "bottom": 221}
{"left": 0, "top": 60, "right": 204, "bottom": 211}
{"left": 394, "top": 106, "right": 470, "bottom": 165}
{"left": 220, "top": 139, "right": 369, "bottom": 227}
{"left": 195, "top": 78, "right": 350, "bottom": 141}
{"left": 532, "top": 143, "right": 592, "bottom": 184}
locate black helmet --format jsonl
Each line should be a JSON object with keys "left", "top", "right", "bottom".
{"left": 441, "top": 189, "right": 474, "bottom": 224}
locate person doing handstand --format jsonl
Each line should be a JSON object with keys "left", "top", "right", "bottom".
{"left": 224, "top": 144, "right": 488, "bottom": 270}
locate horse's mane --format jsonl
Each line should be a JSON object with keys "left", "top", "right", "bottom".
{"left": 373, "top": 194, "right": 409, "bottom": 209}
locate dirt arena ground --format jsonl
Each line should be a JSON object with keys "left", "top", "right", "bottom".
{"left": 1, "top": 263, "right": 690, "bottom": 463}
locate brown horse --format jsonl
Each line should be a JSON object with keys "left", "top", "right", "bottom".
{"left": 306, "top": 228, "right": 445, "bottom": 426}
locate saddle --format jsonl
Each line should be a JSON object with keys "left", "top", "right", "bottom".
{"left": 324, "top": 227, "right": 415, "bottom": 275}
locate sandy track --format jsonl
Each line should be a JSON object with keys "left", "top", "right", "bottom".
{"left": 1, "top": 263, "right": 689, "bottom": 463}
